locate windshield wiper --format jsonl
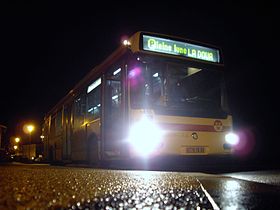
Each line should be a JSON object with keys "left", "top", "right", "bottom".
{"left": 186, "top": 96, "right": 217, "bottom": 104}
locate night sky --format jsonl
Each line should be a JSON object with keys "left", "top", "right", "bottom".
{"left": 0, "top": 2, "right": 277, "bottom": 166}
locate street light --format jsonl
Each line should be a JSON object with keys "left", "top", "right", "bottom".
{"left": 27, "top": 125, "right": 34, "bottom": 135}
{"left": 15, "top": 137, "right": 20, "bottom": 143}
{"left": 26, "top": 124, "right": 34, "bottom": 159}
{"left": 14, "top": 137, "right": 21, "bottom": 156}
{"left": 27, "top": 125, "right": 34, "bottom": 143}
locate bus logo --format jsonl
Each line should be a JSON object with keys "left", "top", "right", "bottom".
{"left": 214, "top": 120, "right": 223, "bottom": 132}
{"left": 191, "top": 132, "right": 198, "bottom": 140}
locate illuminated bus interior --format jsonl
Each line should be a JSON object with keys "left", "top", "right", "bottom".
{"left": 129, "top": 58, "right": 227, "bottom": 119}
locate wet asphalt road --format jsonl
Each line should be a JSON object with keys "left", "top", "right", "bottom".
{"left": 0, "top": 163, "right": 280, "bottom": 209}
{"left": 198, "top": 173, "right": 280, "bottom": 210}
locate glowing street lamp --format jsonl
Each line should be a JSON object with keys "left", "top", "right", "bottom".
{"left": 27, "top": 125, "right": 35, "bottom": 144}
{"left": 27, "top": 125, "right": 34, "bottom": 135}
{"left": 13, "top": 145, "right": 18, "bottom": 150}
{"left": 15, "top": 137, "right": 20, "bottom": 143}
{"left": 26, "top": 124, "right": 35, "bottom": 159}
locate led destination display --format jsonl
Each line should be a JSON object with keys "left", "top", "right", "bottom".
{"left": 142, "top": 34, "right": 220, "bottom": 63}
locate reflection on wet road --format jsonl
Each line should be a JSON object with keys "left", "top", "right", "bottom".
{"left": 198, "top": 172, "right": 280, "bottom": 210}
{"left": 0, "top": 164, "right": 216, "bottom": 209}
{"left": 1, "top": 163, "right": 280, "bottom": 209}
{"left": 223, "top": 170, "right": 280, "bottom": 186}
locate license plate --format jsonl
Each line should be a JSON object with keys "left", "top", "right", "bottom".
{"left": 186, "top": 147, "right": 205, "bottom": 153}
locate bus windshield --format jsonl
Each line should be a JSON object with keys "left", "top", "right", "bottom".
{"left": 129, "top": 61, "right": 227, "bottom": 118}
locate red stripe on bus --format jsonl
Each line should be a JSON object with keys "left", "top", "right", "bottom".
{"left": 158, "top": 123, "right": 231, "bottom": 132}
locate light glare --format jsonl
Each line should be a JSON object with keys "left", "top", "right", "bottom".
{"left": 87, "top": 78, "right": 101, "bottom": 93}
{"left": 225, "top": 132, "right": 239, "bottom": 145}
{"left": 128, "top": 117, "right": 163, "bottom": 157}
{"left": 27, "top": 125, "right": 34, "bottom": 133}
{"left": 123, "top": 40, "right": 131, "bottom": 46}
{"left": 113, "top": 68, "right": 121, "bottom": 76}
{"left": 23, "top": 124, "right": 35, "bottom": 134}
{"left": 153, "top": 72, "right": 159, "bottom": 77}
{"left": 15, "top": 137, "right": 20, "bottom": 143}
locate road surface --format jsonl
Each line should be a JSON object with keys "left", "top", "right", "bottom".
{"left": 0, "top": 162, "right": 280, "bottom": 209}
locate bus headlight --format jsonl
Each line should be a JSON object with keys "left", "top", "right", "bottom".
{"left": 225, "top": 132, "right": 239, "bottom": 145}
{"left": 128, "top": 117, "right": 164, "bottom": 157}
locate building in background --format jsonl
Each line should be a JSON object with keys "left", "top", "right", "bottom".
{"left": 0, "top": 124, "right": 8, "bottom": 161}
{"left": 21, "top": 143, "right": 43, "bottom": 160}
{"left": 0, "top": 124, "right": 7, "bottom": 149}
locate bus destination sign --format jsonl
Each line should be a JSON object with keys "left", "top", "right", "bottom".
{"left": 142, "top": 35, "right": 220, "bottom": 63}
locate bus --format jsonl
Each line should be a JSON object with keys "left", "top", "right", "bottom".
{"left": 42, "top": 31, "right": 239, "bottom": 164}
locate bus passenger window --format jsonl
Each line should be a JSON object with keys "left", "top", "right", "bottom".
{"left": 55, "top": 110, "right": 62, "bottom": 136}
{"left": 106, "top": 66, "right": 122, "bottom": 114}
{"left": 106, "top": 80, "right": 121, "bottom": 114}
{"left": 74, "top": 94, "right": 86, "bottom": 130}
{"left": 87, "top": 78, "right": 101, "bottom": 121}
{"left": 108, "top": 67, "right": 122, "bottom": 80}
{"left": 129, "top": 66, "right": 145, "bottom": 108}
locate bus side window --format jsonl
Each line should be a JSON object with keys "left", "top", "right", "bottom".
{"left": 106, "top": 80, "right": 121, "bottom": 121}
{"left": 87, "top": 78, "right": 101, "bottom": 121}
{"left": 55, "top": 110, "right": 62, "bottom": 136}
{"left": 73, "top": 94, "right": 86, "bottom": 130}
{"left": 104, "top": 65, "right": 122, "bottom": 135}
{"left": 50, "top": 116, "right": 56, "bottom": 139}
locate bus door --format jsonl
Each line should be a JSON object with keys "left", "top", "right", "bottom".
{"left": 102, "top": 65, "right": 124, "bottom": 159}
